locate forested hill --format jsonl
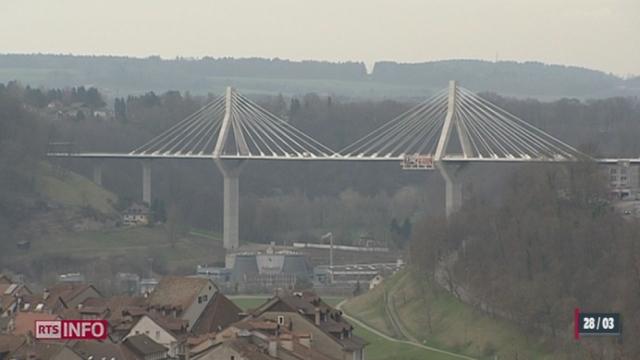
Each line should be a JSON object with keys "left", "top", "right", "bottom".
{"left": 0, "top": 54, "right": 638, "bottom": 99}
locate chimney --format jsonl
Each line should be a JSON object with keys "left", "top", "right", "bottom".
{"left": 314, "top": 307, "right": 320, "bottom": 326}
{"left": 268, "top": 338, "right": 278, "bottom": 358}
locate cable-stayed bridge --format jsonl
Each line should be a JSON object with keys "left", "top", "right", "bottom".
{"left": 48, "top": 81, "right": 640, "bottom": 249}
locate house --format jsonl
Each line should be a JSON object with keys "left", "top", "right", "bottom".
{"left": 9, "top": 312, "right": 59, "bottom": 336}
{"left": 123, "top": 203, "right": 151, "bottom": 226}
{"left": 147, "top": 276, "right": 218, "bottom": 329}
{"left": 57, "top": 272, "right": 85, "bottom": 284}
{"left": 121, "top": 334, "right": 168, "bottom": 360}
{"left": 248, "top": 291, "right": 367, "bottom": 360}
{"left": 368, "top": 274, "right": 384, "bottom": 290}
{"left": 80, "top": 295, "right": 149, "bottom": 341}
{"left": 70, "top": 340, "right": 129, "bottom": 360}
{"left": 7, "top": 341, "right": 83, "bottom": 360}
{"left": 193, "top": 319, "right": 335, "bottom": 360}
{"left": 0, "top": 276, "right": 32, "bottom": 317}
{"left": 607, "top": 161, "right": 640, "bottom": 200}
{"left": 38, "top": 283, "right": 102, "bottom": 314}
{"left": 192, "top": 337, "right": 278, "bottom": 360}
{"left": 125, "top": 314, "right": 188, "bottom": 358}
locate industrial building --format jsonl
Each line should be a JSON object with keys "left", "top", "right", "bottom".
{"left": 195, "top": 246, "right": 313, "bottom": 293}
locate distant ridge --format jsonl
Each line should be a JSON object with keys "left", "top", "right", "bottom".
{"left": 0, "top": 54, "right": 636, "bottom": 99}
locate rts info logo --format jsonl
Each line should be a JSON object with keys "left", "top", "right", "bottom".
{"left": 35, "top": 320, "right": 108, "bottom": 340}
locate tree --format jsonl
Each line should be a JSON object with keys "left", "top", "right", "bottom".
{"left": 114, "top": 97, "right": 127, "bottom": 121}
{"left": 294, "top": 276, "right": 313, "bottom": 291}
{"left": 166, "top": 204, "right": 185, "bottom": 249}
{"left": 85, "top": 87, "right": 105, "bottom": 108}
{"left": 353, "top": 280, "right": 362, "bottom": 296}
{"left": 151, "top": 199, "right": 167, "bottom": 223}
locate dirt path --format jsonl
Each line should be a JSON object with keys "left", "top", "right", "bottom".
{"left": 337, "top": 300, "right": 476, "bottom": 360}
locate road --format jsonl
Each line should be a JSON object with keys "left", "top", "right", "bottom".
{"left": 336, "top": 300, "right": 476, "bottom": 360}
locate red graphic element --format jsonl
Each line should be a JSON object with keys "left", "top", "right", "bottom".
{"left": 35, "top": 320, "right": 108, "bottom": 340}
{"left": 574, "top": 308, "right": 580, "bottom": 340}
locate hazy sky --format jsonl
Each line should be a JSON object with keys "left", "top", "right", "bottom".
{"left": 1, "top": 0, "right": 638, "bottom": 76}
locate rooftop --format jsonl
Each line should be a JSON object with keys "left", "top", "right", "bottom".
{"left": 122, "top": 334, "right": 167, "bottom": 356}
{"left": 148, "top": 276, "right": 215, "bottom": 311}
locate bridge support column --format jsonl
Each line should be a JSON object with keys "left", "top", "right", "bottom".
{"left": 215, "top": 159, "right": 246, "bottom": 250}
{"left": 92, "top": 161, "right": 103, "bottom": 186}
{"left": 438, "top": 163, "right": 466, "bottom": 218}
{"left": 142, "top": 160, "right": 152, "bottom": 205}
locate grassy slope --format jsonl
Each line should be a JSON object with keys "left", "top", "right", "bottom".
{"left": 6, "top": 225, "right": 226, "bottom": 271}
{"left": 353, "top": 326, "right": 465, "bottom": 360}
{"left": 36, "top": 162, "right": 117, "bottom": 214}
{"left": 9, "top": 163, "right": 225, "bottom": 271}
{"left": 344, "top": 269, "right": 564, "bottom": 360}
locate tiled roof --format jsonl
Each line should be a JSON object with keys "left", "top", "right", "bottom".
{"left": 136, "top": 313, "right": 189, "bottom": 339}
{"left": 83, "top": 295, "right": 147, "bottom": 327}
{"left": 252, "top": 291, "right": 367, "bottom": 352}
{"left": 286, "top": 341, "right": 336, "bottom": 360}
{"left": 0, "top": 274, "right": 12, "bottom": 285}
{"left": 148, "top": 276, "right": 214, "bottom": 311}
{"left": 122, "top": 334, "right": 167, "bottom": 356}
{"left": 43, "top": 283, "right": 101, "bottom": 310}
{"left": 12, "top": 312, "right": 58, "bottom": 336}
{"left": 191, "top": 292, "right": 242, "bottom": 335}
{"left": 71, "top": 340, "right": 128, "bottom": 360}
{"left": 0, "top": 334, "right": 25, "bottom": 354}
{"left": 225, "top": 338, "right": 278, "bottom": 360}
{"left": 233, "top": 320, "right": 279, "bottom": 331}
{"left": 9, "top": 341, "right": 66, "bottom": 360}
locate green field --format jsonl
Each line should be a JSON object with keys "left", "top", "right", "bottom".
{"left": 5, "top": 225, "right": 225, "bottom": 271}
{"left": 343, "top": 270, "right": 564, "bottom": 360}
{"left": 354, "top": 326, "right": 467, "bottom": 360}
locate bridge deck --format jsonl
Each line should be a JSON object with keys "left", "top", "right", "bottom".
{"left": 46, "top": 152, "right": 640, "bottom": 164}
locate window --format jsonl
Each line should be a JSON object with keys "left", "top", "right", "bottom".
{"left": 203, "top": 295, "right": 208, "bottom": 302}
{"left": 277, "top": 315, "right": 285, "bottom": 325}
{"left": 610, "top": 168, "right": 617, "bottom": 174}
{"left": 198, "top": 296, "right": 202, "bottom": 304}
{"left": 156, "top": 330, "right": 160, "bottom": 339}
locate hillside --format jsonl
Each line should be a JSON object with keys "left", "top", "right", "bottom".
{"left": 35, "top": 162, "right": 117, "bottom": 215}
{"left": 343, "top": 269, "right": 572, "bottom": 360}
{"left": 0, "top": 54, "right": 637, "bottom": 99}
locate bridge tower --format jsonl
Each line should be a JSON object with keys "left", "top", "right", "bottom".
{"left": 213, "top": 87, "right": 244, "bottom": 250}
{"left": 434, "top": 80, "right": 470, "bottom": 218}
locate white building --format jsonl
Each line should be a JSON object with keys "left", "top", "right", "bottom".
{"left": 369, "top": 274, "right": 384, "bottom": 290}
{"left": 123, "top": 203, "right": 151, "bottom": 226}
{"left": 608, "top": 161, "right": 640, "bottom": 200}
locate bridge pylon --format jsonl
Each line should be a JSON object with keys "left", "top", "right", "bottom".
{"left": 434, "top": 80, "right": 470, "bottom": 218}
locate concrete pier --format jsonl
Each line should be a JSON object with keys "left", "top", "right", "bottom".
{"left": 215, "top": 159, "right": 246, "bottom": 250}
{"left": 438, "top": 163, "right": 465, "bottom": 218}
{"left": 142, "top": 160, "right": 151, "bottom": 205}
{"left": 92, "top": 161, "right": 103, "bottom": 186}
